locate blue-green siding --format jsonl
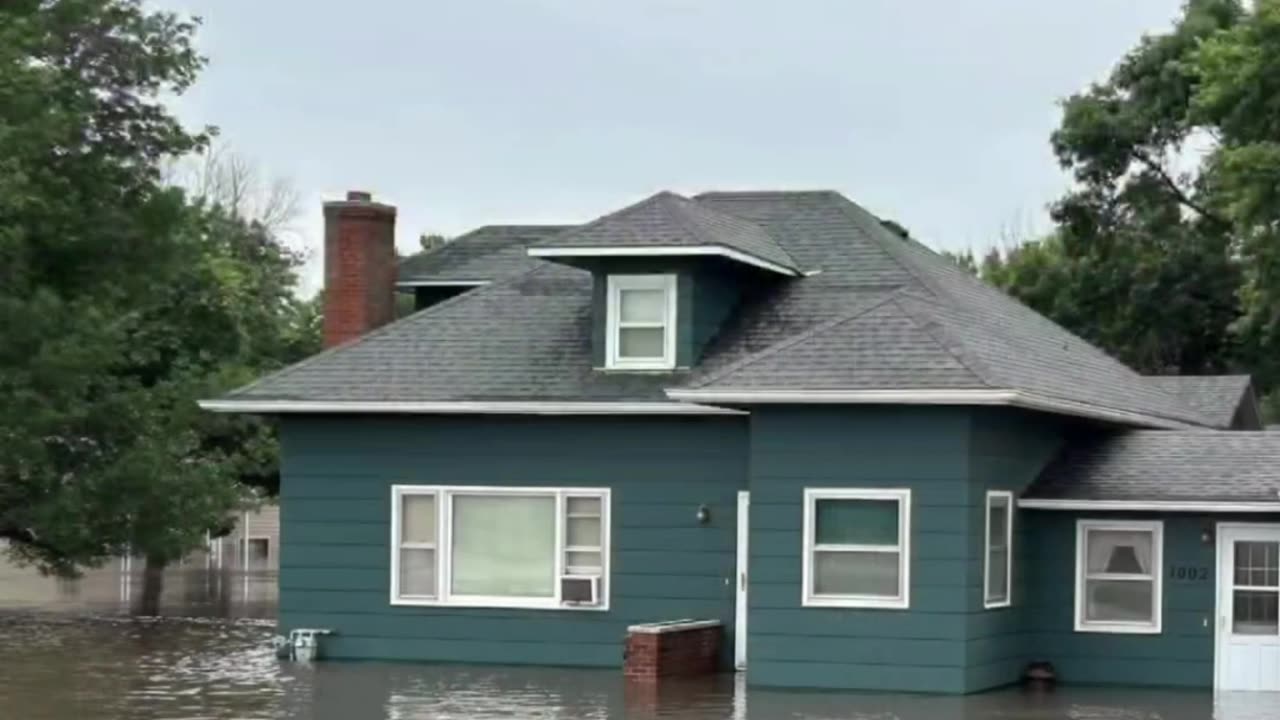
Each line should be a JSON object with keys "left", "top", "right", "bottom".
{"left": 586, "top": 259, "right": 752, "bottom": 367}
{"left": 746, "top": 406, "right": 976, "bottom": 692}
{"left": 744, "top": 406, "right": 1066, "bottom": 693}
{"left": 964, "top": 409, "right": 1064, "bottom": 692}
{"left": 275, "top": 403, "right": 1239, "bottom": 694}
{"left": 1024, "top": 513, "right": 1220, "bottom": 688}
{"left": 279, "top": 415, "right": 747, "bottom": 667}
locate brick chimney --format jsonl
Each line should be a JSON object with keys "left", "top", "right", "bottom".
{"left": 322, "top": 191, "right": 397, "bottom": 348}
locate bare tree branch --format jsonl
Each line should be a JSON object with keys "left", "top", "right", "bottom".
{"left": 179, "top": 140, "right": 300, "bottom": 232}
{"left": 1131, "top": 147, "right": 1231, "bottom": 228}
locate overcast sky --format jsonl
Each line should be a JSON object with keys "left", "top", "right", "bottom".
{"left": 155, "top": 0, "right": 1184, "bottom": 295}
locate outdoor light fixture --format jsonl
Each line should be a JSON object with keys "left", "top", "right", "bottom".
{"left": 696, "top": 504, "right": 711, "bottom": 525}
{"left": 1201, "top": 527, "right": 1214, "bottom": 545}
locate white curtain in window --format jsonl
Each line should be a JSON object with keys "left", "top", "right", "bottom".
{"left": 1087, "top": 530, "right": 1152, "bottom": 575}
{"left": 451, "top": 495, "right": 555, "bottom": 597}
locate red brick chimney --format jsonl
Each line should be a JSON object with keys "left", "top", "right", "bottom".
{"left": 322, "top": 191, "right": 397, "bottom": 348}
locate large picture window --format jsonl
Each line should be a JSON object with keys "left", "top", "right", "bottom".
{"left": 802, "top": 488, "right": 911, "bottom": 609}
{"left": 984, "top": 490, "right": 1013, "bottom": 608}
{"left": 391, "top": 486, "right": 610, "bottom": 610}
{"left": 1075, "top": 519, "right": 1162, "bottom": 633}
{"left": 605, "top": 274, "right": 677, "bottom": 370}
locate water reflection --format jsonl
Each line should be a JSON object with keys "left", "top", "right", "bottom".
{"left": 0, "top": 556, "right": 276, "bottom": 619}
{"left": 0, "top": 564, "right": 1272, "bottom": 719}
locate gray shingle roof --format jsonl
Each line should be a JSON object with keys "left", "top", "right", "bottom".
{"left": 1142, "top": 375, "right": 1253, "bottom": 429}
{"left": 534, "top": 191, "right": 801, "bottom": 274}
{"left": 1025, "top": 431, "right": 1280, "bottom": 503}
{"left": 397, "top": 225, "right": 570, "bottom": 284}
{"left": 684, "top": 193, "right": 1209, "bottom": 427}
{"left": 222, "top": 189, "right": 1215, "bottom": 428}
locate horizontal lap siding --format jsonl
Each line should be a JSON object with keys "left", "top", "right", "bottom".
{"left": 746, "top": 406, "right": 973, "bottom": 692}
{"left": 964, "top": 410, "right": 1063, "bottom": 692}
{"left": 1024, "top": 512, "right": 1216, "bottom": 688}
{"left": 279, "top": 415, "right": 746, "bottom": 668}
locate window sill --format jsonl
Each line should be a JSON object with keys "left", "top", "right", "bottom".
{"left": 597, "top": 364, "right": 679, "bottom": 373}
{"left": 390, "top": 596, "right": 610, "bottom": 612}
{"left": 984, "top": 598, "right": 1012, "bottom": 610}
{"left": 1073, "top": 621, "right": 1161, "bottom": 635}
{"left": 803, "top": 595, "right": 909, "bottom": 610}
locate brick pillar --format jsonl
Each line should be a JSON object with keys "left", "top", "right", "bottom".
{"left": 322, "top": 191, "right": 397, "bottom": 348}
{"left": 624, "top": 620, "right": 722, "bottom": 681}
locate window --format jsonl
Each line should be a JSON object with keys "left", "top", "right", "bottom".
{"left": 391, "top": 486, "right": 610, "bottom": 610}
{"left": 802, "top": 488, "right": 911, "bottom": 609}
{"left": 605, "top": 274, "right": 676, "bottom": 370}
{"left": 984, "top": 491, "right": 1013, "bottom": 608}
{"left": 1075, "top": 520, "right": 1162, "bottom": 633}
{"left": 246, "top": 537, "right": 271, "bottom": 569}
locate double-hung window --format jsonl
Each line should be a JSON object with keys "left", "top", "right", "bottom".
{"left": 605, "top": 274, "right": 676, "bottom": 370}
{"left": 391, "top": 486, "right": 610, "bottom": 610}
{"left": 1075, "top": 519, "right": 1162, "bottom": 633}
{"left": 802, "top": 488, "right": 911, "bottom": 609}
{"left": 984, "top": 490, "right": 1013, "bottom": 608}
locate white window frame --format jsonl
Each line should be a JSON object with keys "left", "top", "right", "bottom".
{"left": 1074, "top": 519, "right": 1163, "bottom": 634}
{"left": 983, "top": 490, "right": 1013, "bottom": 609}
{"left": 605, "top": 274, "right": 677, "bottom": 370}
{"left": 801, "top": 488, "right": 911, "bottom": 609}
{"left": 390, "top": 485, "right": 611, "bottom": 611}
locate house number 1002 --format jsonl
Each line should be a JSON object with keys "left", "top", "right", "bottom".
{"left": 1169, "top": 566, "right": 1209, "bottom": 581}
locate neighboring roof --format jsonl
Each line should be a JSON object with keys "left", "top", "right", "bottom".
{"left": 215, "top": 190, "right": 1214, "bottom": 428}
{"left": 1024, "top": 431, "right": 1280, "bottom": 506}
{"left": 1142, "top": 375, "right": 1254, "bottom": 429}
{"left": 528, "top": 191, "right": 802, "bottom": 276}
{"left": 397, "top": 225, "right": 570, "bottom": 285}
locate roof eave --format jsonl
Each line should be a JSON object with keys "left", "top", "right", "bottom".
{"left": 1018, "top": 498, "right": 1280, "bottom": 513}
{"left": 662, "top": 387, "right": 1195, "bottom": 429}
{"left": 198, "top": 399, "right": 747, "bottom": 416}
{"left": 395, "top": 279, "right": 491, "bottom": 288}
{"left": 527, "top": 245, "right": 800, "bottom": 277}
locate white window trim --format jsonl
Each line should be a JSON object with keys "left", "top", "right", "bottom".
{"left": 605, "top": 274, "right": 677, "bottom": 370}
{"left": 1074, "top": 519, "right": 1163, "bottom": 634}
{"left": 801, "top": 488, "right": 912, "bottom": 610}
{"left": 983, "top": 490, "right": 1013, "bottom": 609}
{"left": 389, "top": 485, "right": 611, "bottom": 611}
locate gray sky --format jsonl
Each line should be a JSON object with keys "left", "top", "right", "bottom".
{"left": 157, "top": 0, "right": 1184, "bottom": 296}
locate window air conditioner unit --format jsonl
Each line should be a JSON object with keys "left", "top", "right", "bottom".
{"left": 560, "top": 575, "right": 600, "bottom": 606}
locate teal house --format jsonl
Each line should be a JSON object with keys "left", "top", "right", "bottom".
{"left": 205, "top": 189, "right": 1280, "bottom": 694}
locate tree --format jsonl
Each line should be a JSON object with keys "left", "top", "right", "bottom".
{"left": 419, "top": 233, "right": 448, "bottom": 252}
{"left": 0, "top": 1, "right": 317, "bottom": 576}
{"left": 1039, "top": 0, "right": 1246, "bottom": 376}
{"left": 956, "top": 1, "right": 1273, "bottom": 384}
{"left": 1193, "top": 0, "right": 1280, "bottom": 390}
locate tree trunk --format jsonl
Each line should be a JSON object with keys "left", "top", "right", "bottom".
{"left": 137, "top": 553, "right": 167, "bottom": 616}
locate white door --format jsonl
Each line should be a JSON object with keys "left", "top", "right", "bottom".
{"left": 735, "top": 490, "right": 749, "bottom": 670}
{"left": 1217, "top": 524, "right": 1280, "bottom": 692}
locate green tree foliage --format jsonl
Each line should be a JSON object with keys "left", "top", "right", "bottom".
{"left": 968, "top": 1, "right": 1280, "bottom": 397}
{"left": 0, "top": 1, "right": 317, "bottom": 574}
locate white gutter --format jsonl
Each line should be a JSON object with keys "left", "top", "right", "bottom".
{"left": 527, "top": 245, "right": 800, "bottom": 277}
{"left": 662, "top": 388, "right": 1192, "bottom": 429}
{"left": 396, "top": 280, "right": 490, "bottom": 288}
{"left": 1018, "top": 498, "right": 1280, "bottom": 513}
{"left": 198, "top": 399, "right": 746, "bottom": 416}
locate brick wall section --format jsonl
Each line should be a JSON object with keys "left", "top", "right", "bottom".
{"left": 624, "top": 622, "right": 722, "bottom": 680}
{"left": 322, "top": 191, "right": 397, "bottom": 348}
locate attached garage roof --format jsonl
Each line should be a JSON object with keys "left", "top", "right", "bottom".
{"left": 1024, "top": 431, "right": 1280, "bottom": 510}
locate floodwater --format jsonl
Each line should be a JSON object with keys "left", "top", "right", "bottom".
{"left": 0, "top": 563, "right": 1274, "bottom": 719}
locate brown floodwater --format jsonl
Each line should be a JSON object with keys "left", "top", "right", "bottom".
{"left": 0, "top": 562, "right": 1274, "bottom": 719}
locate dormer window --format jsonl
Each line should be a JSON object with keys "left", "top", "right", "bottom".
{"left": 606, "top": 275, "right": 677, "bottom": 370}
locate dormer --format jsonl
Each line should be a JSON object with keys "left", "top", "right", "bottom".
{"left": 528, "top": 192, "right": 802, "bottom": 370}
